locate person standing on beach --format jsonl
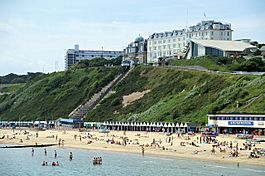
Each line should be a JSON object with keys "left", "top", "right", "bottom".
{"left": 58, "top": 138, "right": 61, "bottom": 147}
{"left": 31, "top": 148, "right": 34, "bottom": 156}
{"left": 44, "top": 149, "right": 47, "bottom": 156}
{"left": 141, "top": 146, "right": 145, "bottom": 156}
{"left": 55, "top": 135, "right": 58, "bottom": 141}
{"left": 69, "top": 152, "right": 73, "bottom": 161}
{"left": 54, "top": 150, "right": 57, "bottom": 158}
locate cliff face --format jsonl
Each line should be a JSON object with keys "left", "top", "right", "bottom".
{"left": 1, "top": 65, "right": 264, "bottom": 123}
{"left": 0, "top": 67, "right": 123, "bottom": 120}
{"left": 86, "top": 66, "right": 265, "bottom": 124}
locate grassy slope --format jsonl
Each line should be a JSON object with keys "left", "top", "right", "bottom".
{"left": 0, "top": 84, "right": 25, "bottom": 93}
{"left": 169, "top": 56, "right": 245, "bottom": 72}
{"left": 87, "top": 66, "right": 265, "bottom": 124}
{"left": 0, "top": 67, "right": 123, "bottom": 121}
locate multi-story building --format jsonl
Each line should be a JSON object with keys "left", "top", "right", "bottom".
{"left": 65, "top": 44, "right": 124, "bottom": 70}
{"left": 147, "top": 20, "right": 233, "bottom": 63}
{"left": 123, "top": 36, "right": 147, "bottom": 64}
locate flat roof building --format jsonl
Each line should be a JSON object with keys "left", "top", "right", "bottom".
{"left": 208, "top": 114, "right": 265, "bottom": 135}
{"left": 65, "top": 44, "right": 124, "bottom": 70}
{"left": 187, "top": 39, "right": 257, "bottom": 59}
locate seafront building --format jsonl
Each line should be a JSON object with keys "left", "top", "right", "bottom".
{"left": 147, "top": 20, "right": 233, "bottom": 63}
{"left": 186, "top": 39, "right": 257, "bottom": 59}
{"left": 123, "top": 36, "right": 147, "bottom": 64}
{"left": 208, "top": 114, "right": 265, "bottom": 135}
{"left": 65, "top": 44, "right": 124, "bottom": 70}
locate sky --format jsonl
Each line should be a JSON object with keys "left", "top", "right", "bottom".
{"left": 0, "top": 0, "right": 264, "bottom": 76}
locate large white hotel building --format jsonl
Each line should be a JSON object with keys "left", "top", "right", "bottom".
{"left": 147, "top": 20, "right": 233, "bottom": 63}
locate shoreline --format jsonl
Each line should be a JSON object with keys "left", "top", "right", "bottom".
{"left": 0, "top": 128, "right": 265, "bottom": 167}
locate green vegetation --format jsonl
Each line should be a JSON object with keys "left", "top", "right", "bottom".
{"left": 0, "top": 84, "right": 25, "bottom": 93}
{"left": 169, "top": 56, "right": 265, "bottom": 72}
{"left": 87, "top": 66, "right": 265, "bottom": 124}
{"left": 0, "top": 67, "right": 123, "bottom": 121}
{"left": 1, "top": 61, "right": 265, "bottom": 124}
{"left": 73, "top": 56, "right": 122, "bottom": 69}
{"left": 0, "top": 72, "right": 44, "bottom": 84}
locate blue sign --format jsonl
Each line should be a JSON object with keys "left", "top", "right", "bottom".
{"left": 228, "top": 121, "right": 254, "bottom": 126}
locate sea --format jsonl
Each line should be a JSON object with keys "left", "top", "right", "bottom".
{"left": 0, "top": 144, "right": 264, "bottom": 176}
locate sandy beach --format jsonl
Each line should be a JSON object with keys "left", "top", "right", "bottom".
{"left": 0, "top": 128, "right": 265, "bottom": 167}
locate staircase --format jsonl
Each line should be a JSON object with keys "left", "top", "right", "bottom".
{"left": 69, "top": 68, "right": 133, "bottom": 119}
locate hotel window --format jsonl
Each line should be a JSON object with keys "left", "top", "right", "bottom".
{"left": 178, "top": 38, "right": 181, "bottom": 41}
{"left": 153, "top": 46, "right": 157, "bottom": 50}
{"left": 149, "top": 47, "right": 152, "bottom": 51}
{"left": 154, "top": 41, "right": 157, "bottom": 44}
{"left": 158, "top": 46, "right": 161, "bottom": 50}
{"left": 168, "top": 45, "right": 171, "bottom": 49}
{"left": 254, "top": 117, "right": 259, "bottom": 121}
{"left": 168, "top": 39, "right": 171, "bottom": 42}
{"left": 227, "top": 32, "right": 229, "bottom": 36}
{"left": 163, "top": 45, "right": 166, "bottom": 49}
{"left": 221, "top": 32, "right": 223, "bottom": 36}
{"left": 173, "top": 39, "right": 176, "bottom": 42}
{"left": 158, "top": 40, "right": 162, "bottom": 44}
{"left": 250, "top": 117, "right": 254, "bottom": 120}
{"left": 173, "top": 44, "right": 176, "bottom": 48}
{"left": 211, "top": 31, "right": 214, "bottom": 35}
{"left": 163, "top": 40, "right": 166, "bottom": 43}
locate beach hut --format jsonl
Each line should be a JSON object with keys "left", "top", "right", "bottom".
{"left": 146, "top": 122, "right": 150, "bottom": 132}
{"left": 133, "top": 122, "right": 137, "bottom": 131}
{"left": 184, "top": 123, "right": 188, "bottom": 133}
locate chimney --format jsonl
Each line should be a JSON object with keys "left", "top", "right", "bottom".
{"left": 75, "top": 44, "right": 79, "bottom": 51}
